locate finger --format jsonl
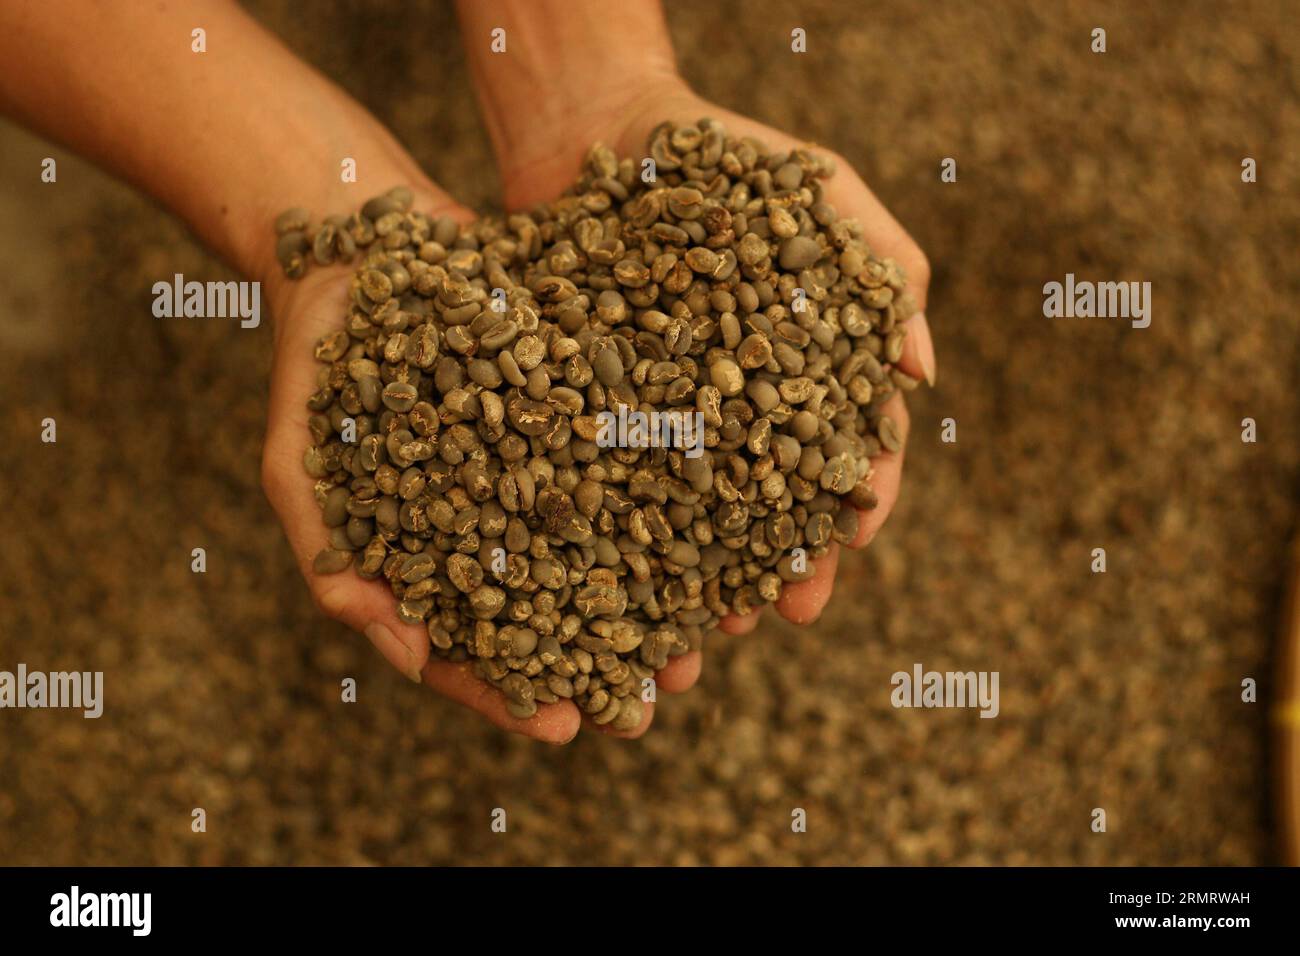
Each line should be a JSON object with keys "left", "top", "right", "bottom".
{"left": 271, "top": 463, "right": 580, "bottom": 742}
{"left": 657, "top": 651, "right": 702, "bottom": 693}
{"left": 586, "top": 698, "right": 656, "bottom": 739}
{"left": 850, "top": 393, "right": 911, "bottom": 549}
{"left": 296, "top": 556, "right": 579, "bottom": 743}
{"left": 719, "top": 608, "right": 762, "bottom": 635}
{"left": 817, "top": 168, "right": 930, "bottom": 309}
{"left": 776, "top": 543, "right": 841, "bottom": 624}
{"left": 688, "top": 105, "right": 931, "bottom": 307}
{"left": 260, "top": 180, "right": 576, "bottom": 742}
{"left": 612, "top": 102, "right": 936, "bottom": 389}
{"left": 648, "top": 108, "right": 931, "bottom": 555}
{"left": 323, "top": 578, "right": 430, "bottom": 681}
{"left": 306, "top": 567, "right": 583, "bottom": 743}
{"left": 261, "top": 243, "right": 577, "bottom": 745}
{"left": 422, "top": 659, "right": 581, "bottom": 745}
{"left": 897, "top": 311, "right": 937, "bottom": 387}
{"left": 262, "top": 283, "right": 356, "bottom": 573}
{"left": 593, "top": 95, "right": 933, "bottom": 327}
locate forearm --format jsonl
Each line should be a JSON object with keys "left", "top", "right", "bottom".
{"left": 455, "top": 0, "right": 685, "bottom": 203}
{"left": 0, "top": 0, "right": 428, "bottom": 288}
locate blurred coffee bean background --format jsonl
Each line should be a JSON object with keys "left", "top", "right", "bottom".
{"left": 1, "top": 0, "right": 1297, "bottom": 864}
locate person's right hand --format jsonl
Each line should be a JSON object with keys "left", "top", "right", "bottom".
{"left": 258, "top": 185, "right": 586, "bottom": 745}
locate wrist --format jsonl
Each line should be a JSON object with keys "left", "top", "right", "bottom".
{"left": 242, "top": 157, "right": 470, "bottom": 332}
{"left": 495, "top": 71, "right": 698, "bottom": 209}
{"left": 457, "top": 0, "right": 693, "bottom": 206}
{"left": 223, "top": 119, "right": 427, "bottom": 286}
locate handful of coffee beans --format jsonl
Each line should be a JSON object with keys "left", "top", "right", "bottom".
{"left": 279, "top": 119, "right": 920, "bottom": 729}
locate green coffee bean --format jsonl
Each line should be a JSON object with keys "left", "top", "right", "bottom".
{"left": 289, "top": 119, "right": 923, "bottom": 725}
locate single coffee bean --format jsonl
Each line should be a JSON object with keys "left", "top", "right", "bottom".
{"left": 276, "top": 230, "right": 309, "bottom": 277}
{"left": 778, "top": 235, "right": 821, "bottom": 270}
{"left": 275, "top": 207, "right": 311, "bottom": 235}
{"left": 382, "top": 382, "right": 418, "bottom": 412}
{"left": 322, "top": 486, "right": 349, "bottom": 527}
{"left": 774, "top": 162, "right": 804, "bottom": 191}
{"left": 506, "top": 699, "right": 538, "bottom": 719}
{"left": 362, "top": 195, "right": 402, "bottom": 221}
{"left": 878, "top": 416, "right": 903, "bottom": 453}
{"left": 592, "top": 346, "right": 623, "bottom": 387}
{"left": 312, "top": 548, "right": 353, "bottom": 575}
{"left": 709, "top": 358, "right": 745, "bottom": 397}
{"left": 832, "top": 505, "right": 860, "bottom": 543}
{"left": 610, "top": 694, "right": 644, "bottom": 731}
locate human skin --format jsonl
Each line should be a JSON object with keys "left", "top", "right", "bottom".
{"left": 0, "top": 0, "right": 934, "bottom": 743}
{"left": 455, "top": 0, "right": 936, "bottom": 737}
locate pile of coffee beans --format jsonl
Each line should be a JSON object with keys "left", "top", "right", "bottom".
{"left": 278, "top": 118, "right": 920, "bottom": 728}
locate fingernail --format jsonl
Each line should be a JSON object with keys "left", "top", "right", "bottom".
{"left": 913, "top": 311, "right": 937, "bottom": 387}
{"left": 363, "top": 622, "right": 423, "bottom": 683}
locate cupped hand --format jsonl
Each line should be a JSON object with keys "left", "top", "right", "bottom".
{"left": 491, "top": 78, "right": 936, "bottom": 715}
{"left": 259, "top": 187, "right": 584, "bottom": 744}
{"left": 260, "top": 82, "right": 936, "bottom": 743}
